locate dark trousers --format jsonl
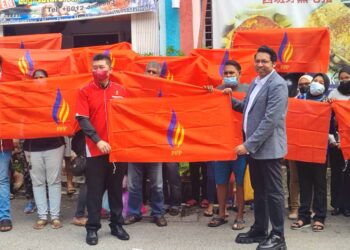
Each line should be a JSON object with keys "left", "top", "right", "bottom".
{"left": 189, "top": 162, "right": 207, "bottom": 201}
{"left": 296, "top": 161, "right": 327, "bottom": 224}
{"left": 329, "top": 147, "right": 350, "bottom": 210}
{"left": 75, "top": 182, "right": 87, "bottom": 218}
{"left": 163, "top": 163, "right": 182, "bottom": 207}
{"left": 248, "top": 157, "right": 285, "bottom": 236}
{"left": 85, "top": 155, "right": 125, "bottom": 231}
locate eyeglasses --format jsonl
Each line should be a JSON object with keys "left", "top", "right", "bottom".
{"left": 147, "top": 70, "right": 158, "bottom": 75}
{"left": 254, "top": 60, "right": 271, "bottom": 65}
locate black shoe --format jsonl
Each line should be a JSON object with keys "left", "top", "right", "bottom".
{"left": 153, "top": 215, "right": 168, "bottom": 227}
{"left": 123, "top": 215, "right": 142, "bottom": 225}
{"left": 257, "top": 234, "right": 287, "bottom": 250}
{"left": 235, "top": 228, "right": 267, "bottom": 244}
{"left": 111, "top": 224, "right": 130, "bottom": 241}
{"left": 86, "top": 230, "right": 98, "bottom": 245}
{"left": 331, "top": 208, "right": 342, "bottom": 216}
{"left": 169, "top": 207, "right": 180, "bottom": 216}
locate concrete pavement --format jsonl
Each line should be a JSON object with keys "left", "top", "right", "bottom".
{"left": 1, "top": 194, "right": 350, "bottom": 250}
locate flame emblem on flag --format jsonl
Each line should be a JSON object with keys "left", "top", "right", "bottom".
{"left": 167, "top": 110, "right": 185, "bottom": 148}
{"left": 278, "top": 32, "right": 293, "bottom": 63}
{"left": 52, "top": 88, "right": 70, "bottom": 125}
{"left": 160, "top": 61, "right": 174, "bottom": 80}
{"left": 219, "top": 50, "right": 229, "bottom": 77}
{"left": 103, "top": 50, "right": 116, "bottom": 68}
{"left": 18, "top": 50, "right": 34, "bottom": 76}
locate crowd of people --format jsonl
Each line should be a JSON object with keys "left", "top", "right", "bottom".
{"left": 0, "top": 45, "right": 350, "bottom": 250}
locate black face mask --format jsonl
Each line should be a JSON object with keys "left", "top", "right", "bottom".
{"left": 299, "top": 86, "right": 309, "bottom": 94}
{"left": 338, "top": 80, "right": 350, "bottom": 95}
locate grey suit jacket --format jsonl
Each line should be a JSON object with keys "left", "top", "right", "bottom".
{"left": 232, "top": 71, "right": 288, "bottom": 159}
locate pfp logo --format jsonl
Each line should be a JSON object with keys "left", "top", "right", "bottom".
{"left": 160, "top": 61, "right": 174, "bottom": 80}
{"left": 219, "top": 50, "right": 229, "bottom": 77}
{"left": 278, "top": 32, "right": 293, "bottom": 64}
{"left": 103, "top": 50, "right": 116, "bottom": 68}
{"left": 18, "top": 50, "right": 34, "bottom": 76}
{"left": 167, "top": 110, "right": 184, "bottom": 156}
{"left": 52, "top": 88, "right": 70, "bottom": 132}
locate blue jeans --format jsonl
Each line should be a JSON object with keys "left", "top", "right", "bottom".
{"left": 0, "top": 151, "right": 12, "bottom": 221}
{"left": 128, "top": 163, "right": 164, "bottom": 218}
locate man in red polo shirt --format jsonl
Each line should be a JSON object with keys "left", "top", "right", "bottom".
{"left": 76, "top": 54, "right": 129, "bottom": 245}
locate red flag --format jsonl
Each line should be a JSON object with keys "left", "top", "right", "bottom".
{"left": 0, "top": 48, "right": 78, "bottom": 81}
{"left": 0, "top": 33, "right": 62, "bottom": 49}
{"left": 125, "top": 56, "right": 210, "bottom": 86}
{"left": 332, "top": 101, "right": 350, "bottom": 159}
{"left": 108, "top": 93, "right": 239, "bottom": 162}
{"left": 190, "top": 48, "right": 256, "bottom": 84}
{"left": 285, "top": 98, "right": 331, "bottom": 163}
{"left": 232, "top": 27, "right": 330, "bottom": 73}
{"left": 0, "top": 74, "right": 92, "bottom": 139}
{"left": 111, "top": 71, "right": 207, "bottom": 97}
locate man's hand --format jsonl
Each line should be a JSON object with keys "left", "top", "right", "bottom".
{"left": 203, "top": 85, "right": 214, "bottom": 92}
{"left": 235, "top": 144, "right": 248, "bottom": 155}
{"left": 97, "top": 140, "right": 111, "bottom": 154}
{"left": 223, "top": 88, "right": 232, "bottom": 95}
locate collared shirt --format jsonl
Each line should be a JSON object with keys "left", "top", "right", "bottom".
{"left": 76, "top": 80, "right": 128, "bottom": 157}
{"left": 243, "top": 70, "right": 275, "bottom": 134}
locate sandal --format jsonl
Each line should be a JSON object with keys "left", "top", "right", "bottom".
{"left": 208, "top": 217, "right": 227, "bottom": 227}
{"left": 33, "top": 219, "right": 48, "bottom": 230}
{"left": 200, "top": 199, "right": 209, "bottom": 208}
{"left": 0, "top": 219, "right": 13, "bottom": 232}
{"left": 67, "top": 187, "right": 76, "bottom": 195}
{"left": 312, "top": 222, "right": 325, "bottom": 232}
{"left": 185, "top": 199, "right": 198, "bottom": 207}
{"left": 51, "top": 219, "right": 63, "bottom": 229}
{"left": 290, "top": 220, "right": 311, "bottom": 230}
{"left": 232, "top": 219, "right": 245, "bottom": 230}
{"left": 203, "top": 209, "right": 214, "bottom": 217}
{"left": 72, "top": 217, "right": 87, "bottom": 226}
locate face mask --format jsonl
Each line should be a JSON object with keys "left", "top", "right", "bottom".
{"left": 299, "top": 86, "right": 309, "bottom": 94}
{"left": 338, "top": 80, "right": 350, "bottom": 95}
{"left": 93, "top": 70, "right": 109, "bottom": 83}
{"left": 223, "top": 76, "right": 238, "bottom": 86}
{"left": 309, "top": 81, "right": 325, "bottom": 96}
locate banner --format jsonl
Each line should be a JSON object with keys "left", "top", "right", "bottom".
{"left": 332, "top": 101, "right": 350, "bottom": 160}
{"left": 0, "top": 33, "right": 62, "bottom": 49}
{"left": 190, "top": 48, "right": 256, "bottom": 84}
{"left": 212, "top": 1, "right": 350, "bottom": 76}
{"left": 285, "top": 98, "right": 331, "bottom": 164}
{"left": 0, "top": 74, "right": 92, "bottom": 139}
{"left": 0, "top": 0, "right": 156, "bottom": 25}
{"left": 107, "top": 93, "right": 238, "bottom": 162}
{"left": 232, "top": 27, "right": 330, "bottom": 73}
{"left": 0, "top": 48, "right": 78, "bottom": 81}
{"left": 126, "top": 55, "right": 210, "bottom": 86}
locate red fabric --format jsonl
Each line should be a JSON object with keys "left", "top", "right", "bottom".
{"left": 0, "top": 74, "right": 92, "bottom": 139}
{"left": 232, "top": 27, "right": 330, "bottom": 73}
{"left": 125, "top": 56, "right": 210, "bottom": 86}
{"left": 108, "top": 93, "right": 239, "bottom": 162}
{"left": 0, "top": 33, "right": 62, "bottom": 49}
{"left": 0, "top": 48, "right": 78, "bottom": 81}
{"left": 190, "top": 48, "right": 256, "bottom": 85}
{"left": 332, "top": 101, "right": 350, "bottom": 159}
{"left": 76, "top": 81, "right": 129, "bottom": 157}
{"left": 285, "top": 98, "right": 331, "bottom": 163}
{"left": 0, "top": 139, "right": 13, "bottom": 151}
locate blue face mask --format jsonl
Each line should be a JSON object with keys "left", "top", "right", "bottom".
{"left": 223, "top": 76, "right": 238, "bottom": 86}
{"left": 309, "top": 81, "right": 325, "bottom": 96}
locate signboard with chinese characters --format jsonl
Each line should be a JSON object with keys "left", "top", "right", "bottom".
{"left": 0, "top": 0, "right": 156, "bottom": 24}
{"left": 212, "top": 0, "right": 350, "bottom": 76}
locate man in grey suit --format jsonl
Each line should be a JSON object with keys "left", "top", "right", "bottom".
{"left": 230, "top": 46, "right": 288, "bottom": 250}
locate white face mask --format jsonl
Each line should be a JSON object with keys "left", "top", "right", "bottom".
{"left": 309, "top": 81, "right": 325, "bottom": 96}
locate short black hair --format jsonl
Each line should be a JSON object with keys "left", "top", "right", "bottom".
{"left": 339, "top": 66, "right": 350, "bottom": 78}
{"left": 255, "top": 45, "right": 277, "bottom": 63}
{"left": 93, "top": 53, "right": 111, "bottom": 67}
{"left": 32, "top": 69, "right": 48, "bottom": 78}
{"left": 224, "top": 60, "right": 241, "bottom": 73}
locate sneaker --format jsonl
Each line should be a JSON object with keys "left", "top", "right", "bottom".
{"left": 24, "top": 201, "right": 37, "bottom": 214}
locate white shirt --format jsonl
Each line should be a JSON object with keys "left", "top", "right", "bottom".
{"left": 243, "top": 70, "right": 275, "bottom": 134}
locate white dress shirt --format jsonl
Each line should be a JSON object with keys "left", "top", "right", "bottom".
{"left": 243, "top": 70, "right": 275, "bottom": 134}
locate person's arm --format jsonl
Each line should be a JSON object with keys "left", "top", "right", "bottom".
{"left": 244, "top": 81, "right": 288, "bottom": 154}
{"left": 76, "top": 116, "right": 101, "bottom": 143}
